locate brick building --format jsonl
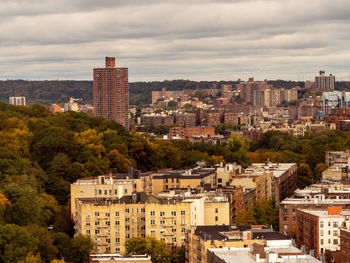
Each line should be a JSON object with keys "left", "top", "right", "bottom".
{"left": 93, "top": 57, "right": 129, "bottom": 129}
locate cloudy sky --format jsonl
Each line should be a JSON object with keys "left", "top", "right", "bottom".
{"left": 1, "top": 0, "right": 350, "bottom": 81}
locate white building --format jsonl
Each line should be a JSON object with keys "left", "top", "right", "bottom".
{"left": 9, "top": 96, "right": 26, "bottom": 106}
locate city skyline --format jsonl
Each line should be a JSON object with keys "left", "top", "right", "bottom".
{"left": 0, "top": 0, "right": 350, "bottom": 81}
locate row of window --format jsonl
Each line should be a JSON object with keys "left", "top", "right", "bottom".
{"left": 320, "top": 238, "right": 338, "bottom": 245}
{"left": 320, "top": 221, "right": 338, "bottom": 228}
{"left": 87, "top": 209, "right": 147, "bottom": 218}
{"left": 320, "top": 230, "right": 338, "bottom": 236}
{"left": 150, "top": 211, "right": 186, "bottom": 216}
{"left": 96, "top": 189, "right": 128, "bottom": 195}
{"left": 150, "top": 219, "right": 186, "bottom": 225}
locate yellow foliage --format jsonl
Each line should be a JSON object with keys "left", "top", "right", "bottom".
{"left": 75, "top": 129, "right": 103, "bottom": 146}
{"left": 51, "top": 260, "right": 65, "bottom": 263}
{"left": 0, "top": 190, "right": 10, "bottom": 209}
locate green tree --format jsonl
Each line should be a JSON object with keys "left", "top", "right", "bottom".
{"left": 68, "top": 234, "right": 95, "bottom": 263}
{"left": 313, "top": 163, "right": 329, "bottom": 182}
{"left": 297, "top": 163, "right": 313, "bottom": 189}
{"left": 0, "top": 224, "right": 38, "bottom": 263}
{"left": 125, "top": 236, "right": 171, "bottom": 263}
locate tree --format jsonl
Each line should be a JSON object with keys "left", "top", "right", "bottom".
{"left": 18, "top": 252, "right": 42, "bottom": 263}
{"left": 25, "top": 225, "right": 58, "bottom": 262}
{"left": 171, "top": 247, "right": 185, "bottom": 263}
{"left": 125, "top": 236, "right": 171, "bottom": 263}
{"left": 297, "top": 163, "right": 313, "bottom": 189}
{"left": 107, "top": 149, "right": 132, "bottom": 173}
{"left": 0, "top": 224, "right": 38, "bottom": 263}
{"left": 68, "top": 234, "right": 95, "bottom": 263}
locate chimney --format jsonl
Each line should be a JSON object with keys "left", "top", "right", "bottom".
{"left": 105, "top": 57, "right": 115, "bottom": 67}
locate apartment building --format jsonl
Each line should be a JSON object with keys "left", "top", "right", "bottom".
{"left": 90, "top": 254, "right": 151, "bottom": 263}
{"left": 296, "top": 207, "right": 350, "bottom": 258}
{"left": 279, "top": 194, "right": 350, "bottom": 237}
{"left": 235, "top": 78, "right": 272, "bottom": 103}
{"left": 325, "top": 151, "right": 350, "bottom": 166}
{"left": 315, "top": 71, "right": 335, "bottom": 91}
{"left": 186, "top": 225, "right": 291, "bottom": 263}
{"left": 169, "top": 127, "right": 215, "bottom": 139}
{"left": 71, "top": 174, "right": 136, "bottom": 217}
{"left": 207, "top": 241, "right": 321, "bottom": 263}
{"left": 214, "top": 163, "right": 242, "bottom": 188}
{"left": 73, "top": 192, "right": 230, "bottom": 254}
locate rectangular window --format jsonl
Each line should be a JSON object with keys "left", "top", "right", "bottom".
{"left": 115, "top": 221, "right": 120, "bottom": 225}
{"left": 106, "top": 238, "right": 110, "bottom": 243}
{"left": 320, "top": 221, "right": 324, "bottom": 227}
{"left": 150, "top": 230, "right": 155, "bottom": 234}
{"left": 125, "top": 208, "right": 130, "bottom": 213}
{"left": 115, "top": 211, "right": 119, "bottom": 217}
{"left": 115, "top": 189, "right": 117, "bottom": 195}
{"left": 95, "top": 221, "right": 100, "bottom": 226}
{"left": 105, "top": 213, "right": 110, "bottom": 217}
{"left": 116, "top": 238, "right": 120, "bottom": 243}
{"left": 151, "top": 220, "right": 155, "bottom": 225}
{"left": 95, "top": 212, "right": 100, "bottom": 217}
{"left": 126, "top": 234, "right": 130, "bottom": 239}
{"left": 333, "top": 222, "right": 338, "bottom": 228}
{"left": 181, "top": 228, "right": 186, "bottom": 233}
{"left": 126, "top": 226, "right": 130, "bottom": 230}
{"left": 172, "top": 237, "right": 176, "bottom": 243}
{"left": 95, "top": 229, "right": 100, "bottom": 234}
{"left": 321, "top": 239, "right": 323, "bottom": 245}
{"left": 334, "top": 239, "right": 338, "bottom": 245}
{"left": 86, "top": 212, "right": 91, "bottom": 218}
{"left": 150, "top": 211, "right": 155, "bottom": 216}
{"left": 104, "top": 190, "right": 107, "bottom": 195}
{"left": 215, "top": 208, "right": 218, "bottom": 213}
{"left": 86, "top": 230, "right": 90, "bottom": 234}
{"left": 181, "top": 211, "right": 186, "bottom": 215}
{"left": 86, "top": 221, "right": 90, "bottom": 226}
{"left": 172, "top": 228, "right": 176, "bottom": 233}
{"left": 333, "top": 230, "right": 338, "bottom": 236}
{"left": 215, "top": 216, "right": 218, "bottom": 221}
{"left": 125, "top": 218, "right": 130, "bottom": 222}
{"left": 160, "top": 212, "right": 165, "bottom": 216}
{"left": 181, "top": 219, "right": 185, "bottom": 225}
{"left": 98, "top": 190, "right": 102, "bottom": 195}
{"left": 141, "top": 208, "right": 145, "bottom": 213}
{"left": 320, "top": 230, "right": 324, "bottom": 236}
{"left": 116, "top": 247, "right": 120, "bottom": 252}
{"left": 160, "top": 220, "right": 165, "bottom": 225}
{"left": 106, "top": 221, "right": 110, "bottom": 226}
{"left": 171, "top": 211, "right": 176, "bottom": 216}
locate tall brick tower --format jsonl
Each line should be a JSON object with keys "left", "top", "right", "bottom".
{"left": 93, "top": 57, "right": 129, "bottom": 130}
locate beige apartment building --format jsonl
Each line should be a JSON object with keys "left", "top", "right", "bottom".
{"left": 73, "top": 192, "right": 230, "bottom": 254}
{"left": 71, "top": 175, "right": 135, "bottom": 217}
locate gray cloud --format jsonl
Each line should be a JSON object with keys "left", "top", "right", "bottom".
{"left": 0, "top": 0, "right": 350, "bottom": 81}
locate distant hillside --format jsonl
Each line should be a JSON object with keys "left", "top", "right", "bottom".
{"left": 1, "top": 79, "right": 348, "bottom": 106}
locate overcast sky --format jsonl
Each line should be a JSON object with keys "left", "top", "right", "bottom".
{"left": 1, "top": 0, "right": 350, "bottom": 82}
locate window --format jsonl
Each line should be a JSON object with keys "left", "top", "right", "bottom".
{"left": 172, "top": 228, "right": 176, "bottom": 233}
{"left": 86, "top": 230, "right": 90, "bottom": 234}
{"left": 86, "top": 221, "right": 91, "bottom": 226}
{"left": 126, "top": 234, "right": 130, "bottom": 239}
{"left": 141, "top": 208, "right": 145, "bottom": 213}
{"left": 215, "top": 208, "right": 218, "bottom": 213}
{"left": 95, "top": 212, "right": 100, "bottom": 217}
{"left": 95, "top": 221, "right": 100, "bottom": 226}
{"left": 181, "top": 237, "right": 185, "bottom": 242}
{"left": 320, "top": 239, "right": 323, "bottom": 245}
{"left": 218, "top": 178, "right": 222, "bottom": 183}
{"left": 292, "top": 209, "right": 296, "bottom": 213}
{"left": 333, "top": 222, "right": 338, "bottom": 228}
{"left": 86, "top": 212, "right": 91, "bottom": 218}
{"left": 160, "top": 212, "right": 165, "bottom": 216}
{"left": 160, "top": 220, "right": 165, "bottom": 225}
{"left": 181, "top": 228, "right": 186, "bottom": 233}
{"left": 104, "top": 190, "right": 107, "bottom": 195}
{"left": 328, "top": 222, "right": 331, "bottom": 227}
{"left": 141, "top": 234, "right": 145, "bottom": 238}
{"left": 141, "top": 217, "right": 145, "bottom": 221}
{"left": 151, "top": 220, "right": 155, "bottom": 225}
{"left": 181, "top": 219, "right": 185, "bottom": 225}
{"left": 283, "top": 217, "right": 288, "bottom": 221}
{"left": 320, "top": 230, "right": 324, "bottom": 236}
{"left": 106, "top": 221, "right": 110, "bottom": 226}
{"left": 171, "top": 211, "right": 176, "bottom": 216}
{"left": 98, "top": 190, "right": 102, "bottom": 195}
{"left": 106, "top": 230, "right": 110, "bottom": 234}
{"left": 126, "top": 226, "right": 130, "bottom": 230}
{"left": 292, "top": 217, "right": 296, "bottom": 222}
{"left": 160, "top": 229, "right": 165, "bottom": 234}
{"left": 125, "top": 208, "right": 130, "bottom": 213}
{"left": 181, "top": 211, "right": 186, "bottom": 215}
{"left": 150, "top": 230, "right": 155, "bottom": 234}
{"left": 116, "top": 247, "right": 120, "bottom": 252}
{"left": 115, "top": 229, "right": 120, "bottom": 234}
{"left": 151, "top": 211, "right": 155, "bottom": 216}
{"left": 115, "top": 221, "right": 120, "bottom": 225}
{"left": 333, "top": 230, "right": 338, "bottom": 236}
{"left": 115, "top": 211, "right": 120, "bottom": 217}
{"left": 95, "top": 229, "right": 100, "bottom": 234}
{"left": 105, "top": 213, "right": 110, "bottom": 217}
{"left": 215, "top": 216, "right": 218, "bottom": 221}
{"left": 320, "top": 221, "right": 324, "bottom": 227}
{"left": 283, "top": 225, "right": 288, "bottom": 230}
{"left": 334, "top": 239, "right": 338, "bottom": 245}
{"left": 106, "top": 238, "right": 110, "bottom": 243}
{"left": 328, "top": 239, "right": 331, "bottom": 244}
{"left": 115, "top": 189, "right": 117, "bottom": 195}
{"left": 172, "top": 237, "right": 176, "bottom": 243}
{"left": 166, "top": 178, "right": 168, "bottom": 183}
{"left": 125, "top": 218, "right": 130, "bottom": 222}
{"left": 124, "top": 189, "right": 127, "bottom": 194}
{"left": 116, "top": 238, "right": 120, "bottom": 243}
{"left": 109, "top": 190, "right": 112, "bottom": 195}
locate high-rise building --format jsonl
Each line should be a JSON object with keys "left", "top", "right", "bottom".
{"left": 315, "top": 70, "right": 335, "bottom": 91}
{"left": 93, "top": 57, "right": 129, "bottom": 129}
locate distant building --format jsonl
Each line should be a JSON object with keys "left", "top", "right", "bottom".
{"left": 315, "top": 70, "right": 335, "bottom": 91}
{"left": 9, "top": 96, "right": 26, "bottom": 106}
{"left": 50, "top": 104, "right": 62, "bottom": 113}
{"left": 90, "top": 254, "right": 151, "bottom": 263}
{"left": 235, "top": 78, "right": 272, "bottom": 103}
{"left": 93, "top": 57, "right": 129, "bottom": 129}
{"left": 64, "top": 97, "right": 79, "bottom": 112}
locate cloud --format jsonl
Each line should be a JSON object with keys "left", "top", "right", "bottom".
{"left": 0, "top": 0, "right": 350, "bottom": 81}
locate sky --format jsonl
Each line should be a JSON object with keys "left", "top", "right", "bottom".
{"left": 1, "top": 0, "right": 350, "bottom": 82}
